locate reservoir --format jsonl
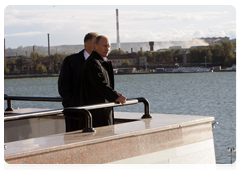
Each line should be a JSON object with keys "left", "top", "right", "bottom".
{"left": 4, "top": 72, "right": 236, "bottom": 164}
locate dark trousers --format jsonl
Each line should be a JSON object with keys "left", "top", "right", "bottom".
{"left": 64, "top": 113, "right": 86, "bottom": 132}
{"left": 64, "top": 108, "right": 114, "bottom": 132}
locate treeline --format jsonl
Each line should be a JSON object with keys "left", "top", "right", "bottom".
{"left": 137, "top": 49, "right": 182, "bottom": 63}
{"left": 136, "top": 40, "right": 236, "bottom": 67}
{"left": 4, "top": 52, "right": 67, "bottom": 74}
{"left": 189, "top": 41, "right": 236, "bottom": 67}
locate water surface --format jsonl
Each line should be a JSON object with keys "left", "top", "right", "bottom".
{"left": 4, "top": 72, "right": 236, "bottom": 164}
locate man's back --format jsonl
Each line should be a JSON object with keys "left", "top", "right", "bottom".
{"left": 58, "top": 32, "right": 99, "bottom": 132}
{"left": 58, "top": 50, "right": 85, "bottom": 107}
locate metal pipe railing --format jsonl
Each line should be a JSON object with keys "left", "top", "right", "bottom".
{"left": 64, "top": 98, "right": 151, "bottom": 119}
{"left": 64, "top": 99, "right": 138, "bottom": 111}
{"left": 4, "top": 95, "right": 151, "bottom": 118}
{"left": 4, "top": 108, "right": 63, "bottom": 121}
{"left": 4, "top": 94, "right": 62, "bottom": 111}
{"left": 4, "top": 95, "right": 152, "bottom": 133}
{"left": 4, "top": 108, "right": 95, "bottom": 133}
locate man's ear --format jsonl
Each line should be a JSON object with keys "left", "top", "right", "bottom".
{"left": 84, "top": 42, "right": 88, "bottom": 48}
{"left": 94, "top": 43, "right": 97, "bottom": 50}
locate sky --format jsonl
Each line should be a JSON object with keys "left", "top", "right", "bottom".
{"left": 2, "top": 1, "right": 237, "bottom": 49}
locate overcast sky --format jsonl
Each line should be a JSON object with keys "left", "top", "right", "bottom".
{"left": 3, "top": 2, "right": 237, "bottom": 49}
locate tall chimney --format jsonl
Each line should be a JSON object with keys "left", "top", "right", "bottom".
{"left": 131, "top": 48, "right": 133, "bottom": 53}
{"left": 140, "top": 47, "right": 142, "bottom": 51}
{"left": 116, "top": 9, "right": 120, "bottom": 49}
{"left": 48, "top": 33, "right": 50, "bottom": 55}
{"left": 4, "top": 38, "right": 5, "bottom": 57}
{"left": 33, "top": 45, "right": 35, "bottom": 52}
{"left": 149, "top": 41, "right": 154, "bottom": 51}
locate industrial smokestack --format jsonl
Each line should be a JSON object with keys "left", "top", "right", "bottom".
{"left": 140, "top": 47, "right": 142, "bottom": 51}
{"left": 131, "top": 48, "right": 133, "bottom": 53}
{"left": 48, "top": 33, "right": 50, "bottom": 55}
{"left": 4, "top": 38, "right": 5, "bottom": 57}
{"left": 33, "top": 45, "right": 35, "bottom": 52}
{"left": 116, "top": 9, "right": 120, "bottom": 49}
{"left": 149, "top": 41, "right": 154, "bottom": 51}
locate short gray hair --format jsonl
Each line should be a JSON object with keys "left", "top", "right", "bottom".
{"left": 94, "top": 35, "right": 108, "bottom": 44}
{"left": 84, "top": 32, "right": 99, "bottom": 43}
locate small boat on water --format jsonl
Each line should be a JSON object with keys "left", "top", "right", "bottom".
{"left": 4, "top": 95, "right": 217, "bottom": 164}
{"left": 113, "top": 69, "right": 118, "bottom": 74}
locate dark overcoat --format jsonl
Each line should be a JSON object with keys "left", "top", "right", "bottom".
{"left": 58, "top": 49, "right": 86, "bottom": 131}
{"left": 81, "top": 50, "right": 120, "bottom": 127}
{"left": 58, "top": 49, "right": 85, "bottom": 108}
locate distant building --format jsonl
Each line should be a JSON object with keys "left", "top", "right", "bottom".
{"left": 108, "top": 53, "right": 138, "bottom": 67}
{"left": 182, "top": 51, "right": 190, "bottom": 64}
{"left": 139, "top": 56, "right": 147, "bottom": 67}
{"left": 117, "top": 67, "right": 136, "bottom": 73}
{"left": 152, "top": 50, "right": 166, "bottom": 53}
{"left": 169, "top": 46, "right": 182, "bottom": 49}
{"left": 199, "top": 36, "right": 230, "bottom": 44}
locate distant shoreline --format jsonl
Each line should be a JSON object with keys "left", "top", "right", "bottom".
{"left": 4, "top": 70, "right": 235, "bottom": 79}
{"left": 4, "top": 74, "right": 59, "bottom": 79}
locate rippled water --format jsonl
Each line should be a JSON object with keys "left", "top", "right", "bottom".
{"left": 4, "top": 72, "right": 236, "bottom": 164}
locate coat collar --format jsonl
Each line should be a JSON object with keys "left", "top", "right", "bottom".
{"left": 91, "top": 51, "right": 106, "bottom": 64}
{"left": 78, "top": 49, "right": 86, "bottom": 62}
{"left": 79, "top": 49, "right": 85, "bottom": 55}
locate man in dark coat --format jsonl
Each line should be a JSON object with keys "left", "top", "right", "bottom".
{"left": 58, "top": 32, "right": 98, "bottom": 132}
{"left": 81, "top": 35, "right": 127, "bottom": 127}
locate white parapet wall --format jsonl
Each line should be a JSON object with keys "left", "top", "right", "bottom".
{"left": 109, "top": 139, "right": 215, "bottom": 164}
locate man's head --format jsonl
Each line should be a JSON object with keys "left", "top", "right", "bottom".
{"left": 94, "top": 35, "right": 111, "bottom": 58}
{"left": 84, "top": 32, "right": 99, "bottom": 54}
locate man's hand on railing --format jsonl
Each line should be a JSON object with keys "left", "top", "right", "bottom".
{"left": 116, "top": 93, "right": 127, "bottom": 104}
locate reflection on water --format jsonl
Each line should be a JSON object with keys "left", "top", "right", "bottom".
{"left": 4, "top": 72, "right": 236, "bottom": 164}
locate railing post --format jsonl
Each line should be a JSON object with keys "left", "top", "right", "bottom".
{"left": 5, "top": 94, "right": 13, "bottom": 111}
{"left": 4, "top": 94, "right": 13, "bottom": 111}
{"left": 6, "top": 99, "right": 13, "bottom": 111}
{"left": 136, "top": 97, "right": 152, "bottom": 119}
{"left": 79, "top": 109, "right": 96, "bottom": 133}
{"left": 63, "top": 108, "right": 96, "bottom": 133}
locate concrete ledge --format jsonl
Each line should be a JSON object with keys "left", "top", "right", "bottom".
{"left": 4, "top": 111, "right": 215, "bottom": 164}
